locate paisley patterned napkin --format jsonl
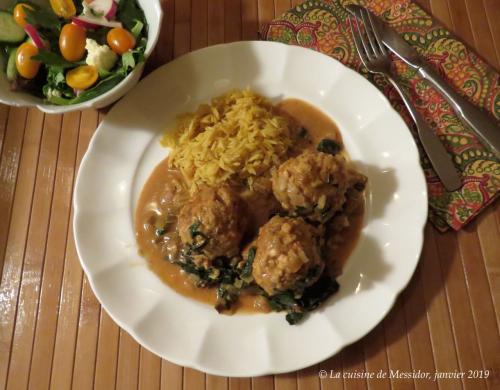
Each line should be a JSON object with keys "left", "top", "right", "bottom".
{"left": 262, "top": 0, "right": 500, "bottom": 231}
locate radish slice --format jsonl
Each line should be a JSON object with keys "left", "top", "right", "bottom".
{"left": 72, "top": 16, "right": 99, "bottom": 29}
{"left": 24, "top": 24, "right": 45, "bottom": 49}
{"left": 105, "top": 1, "right": 117, "bottom": 19}
{"left": 84, "top": 0, "right": 116, "bottom": 18}
{"left": 72, "top": 15, "right": 122, "bottom": 28}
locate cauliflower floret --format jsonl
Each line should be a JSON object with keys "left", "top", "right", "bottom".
{"left": 45, "top": 88, "right": 61, "bottom": 99}
{"left": 85, "top": 39, "right": 118, "bottom": 72}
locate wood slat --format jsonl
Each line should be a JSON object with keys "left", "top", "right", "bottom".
{"left": 184, "top": 368, "right": 205, "bottom": 390}
{"left": 342, "top": 341, "right": 367, "bottom": 390}
{"left": 229, "top": 377, "right": 251, "bottom": 390}
{"left": 415, "top": 0, "right": 432, "bottom": 13}
{"left": 483, "top": 0, "right": 500, "bottom": 65}
{"left": 225, "top": 0, "right": 242, "bottom": 42}
{"left": 253, "top": 375, "right": 274, "bottom": 390}
{"left": 420, "top": 227, "right": 461, "bottom": 390}
{"left": 319, "top": 352, "right": 343, "bottom": 390}
{"left": 401, "top": 266, "right": 438, "bottom": 390}
{"left": 475, "top": 208, "right": 500, "bottom": 329}
{"left": 297, "top": 366, "right": 320, "bottom": 390}
{"left": 0, "top": 105, "right": 10, "bottom": 174}
{"left": 241, "top": 0, "right": 259, "bottom": 40}
{"left": 429, "top": 0, "right": 453, "bottom": 29}
{"left": 70, "top": 112, "right": 105, "bottom": 390}
{"left": 71, "top": 275, "right": 101, "bottom": 390}
{"left": 446, "top": 0, "right": 475, "bottom": 48}
{"left": 154, "top": 0, "right": 175, "bottom": 65}
{"left": 115, "top": 331, "right": 140, "bottom": 389}
{"left": 174, "top": 0, "right": 191, "bottom": 57}
{"left": 6, "top": 113, "right": 63, "bottom": 390}
{"left": 274, "top": 373, "right": 296, "bottom": 390}
{"left": 383, "top": 299, "right": 413, "bottom": 390}
{"left": 208, "top": 0, "right": 224, "bottom": 45}
{"left": 28, "top": 111, "right": 81, "bottom": 390}
{"left": 138, "top": 348, "right": 162, "bottom": 390}
{"left": 0, "top": 107, "right": 28, "bottom": 280}
{"left": 49, "top": 109, "right": 96, "bottom": 389}
{"left": 456, "top": 226, "right": 500, "bottom": 390}
{"left": 275, "top": 0, "right": 291, "bottom": 17}
{"left": 192, "top": 0, "right": 208, "bottom": 50}
{"left": 161, "top": 360, "right": 183, "bottom": 390}
{"left": 94, "top": 311, "right": 120, "bottom": 390}
{"left": 362, "top": 324, "right": 391, "bottom": 390}
{"left": 206, "top": 374, "right": 227, "bottom": 390}
{"left": 0, "top": 108, "right": 40, "bottom": 390}
{"left": 463, "top": 0, "right": 499, "bottom": 69}
{"left": 258, "top": 0, "right": 275, "bottom": 26}
{"left": 434, "top": 232, "right": 486, "bottom": 390}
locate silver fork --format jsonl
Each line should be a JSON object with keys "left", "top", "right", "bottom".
{"left": 348, "top": 8, "right": 462, "bottom": 191}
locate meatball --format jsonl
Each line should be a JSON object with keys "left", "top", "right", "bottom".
{"left": 178, "top": 185, "right": 246, "bottom": 265}
{"left": 272, "top": 150, "right": 352, "bottom": 222}
{"left": 252, "top": 216, "right": 324, "bottom": 296}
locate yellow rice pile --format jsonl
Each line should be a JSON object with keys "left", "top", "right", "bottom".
{"left": 161, "top": 89, "right": 296, "bottom": 192}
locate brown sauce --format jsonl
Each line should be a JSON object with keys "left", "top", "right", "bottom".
{"left": 135, "top": 98, "right": 364, "bottom": 314}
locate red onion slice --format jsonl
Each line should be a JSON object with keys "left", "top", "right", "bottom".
{"left": 72, "top": 15, "right": 122, "bottom": 29}
{"left": 24, "top": 24, "right": 46, "bottom": 49}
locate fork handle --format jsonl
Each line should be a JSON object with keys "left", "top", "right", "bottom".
{"left": 386, "top": 76, "right": 462, "bottom": 191}
{"left": 419, "top": 65, "right": 500, "bottom": 160}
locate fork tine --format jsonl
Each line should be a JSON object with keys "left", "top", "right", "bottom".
{"left": 348, "top": 17, "right": 369, "bottom": 67}
{"left": 365, "top": 9, "right": 387, "bottom": 55}
{"left": 359, "top": 8, "right": 379, "bottom": 57}
{"left": 354, "top": 14, "right": 373, "bottom": 60}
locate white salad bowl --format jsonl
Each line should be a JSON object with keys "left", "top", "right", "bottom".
{"left": 0, "top": 0, "right": 162, "bottom": 113}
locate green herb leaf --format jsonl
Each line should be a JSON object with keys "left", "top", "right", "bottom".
{"left": 98, "top": 68, "right": 112, "bottom": 79}
{"left": 215, "top": 285, "right": 238, "bottom": 313}
{"left": 265, "top": 273, "right": 340, "bottom": 325}
{"left": 240, "top": 247, "right": 256, "bottom": 280}
{"left": 32, "top": 50, "right": 76, "bottom": 68}
{"left": 24, "top": 7, "right": 61, "bottom": 31}
{"left": 130, "top": 19, "right": 144, "bottom": 39}
{"left": 121, "top": 51, "right": 135, "bottom": 71}
{"left": 155, "top": 227, "right": 166, "bottom": 237}
{"left": 317, "top": 138, "right": 342, "bottom": 156}
{"left": 295, "top": 206, "right": 311, "bottom": 217}
{"left": 47, "top": 73, "right": 126, "bottom": 105}
{"left": 87, "top": 27, "right": 109, "bottom": 45}
{"left": 285, "top": 312, "right": 304, "bottom": 325}
{"left": 117, "top": 0, "right": 147, "bottom": 31}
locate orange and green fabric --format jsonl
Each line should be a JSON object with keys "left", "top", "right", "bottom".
{"left": 262, "top": 0, "right": 500, "bottom": 231}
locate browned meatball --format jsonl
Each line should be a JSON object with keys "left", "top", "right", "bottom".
{"left": 272, "top": 150, "right": 354, "bottom": 222}
{"left": 252, "top": 216, "right": 324, "bottom": 296}
{"left": 178, "top": 185, "right": 246, "bottom": 264}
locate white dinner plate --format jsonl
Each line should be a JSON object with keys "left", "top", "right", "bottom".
{"left": 74, "top": 41, "right": 427, "bottom": 377}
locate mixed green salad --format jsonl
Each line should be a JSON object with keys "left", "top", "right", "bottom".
{"left": 0, "top": 0, "right": 148, "bottom": 105}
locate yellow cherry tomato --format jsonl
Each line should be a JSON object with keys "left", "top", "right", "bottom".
{"left": 107, "top": 27, "right": 136, "bottom": 55}
{"left": 59, "top": 23, "right": 87, "bottom": 62}
{"left": 66, "top": 65, "right": 98, "bottom": 90}
{"left": 16, "top": 42, "right": 41, "bottom": 79}
{"left": 13, "top": 3, "right": 34, "bottom": 28}
{"left": 49, "top": 0, "right": 76, "bottom": 19}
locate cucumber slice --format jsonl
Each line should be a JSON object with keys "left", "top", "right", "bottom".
{"left": 6, "top": 48, "right": 18, "bottom": 81}
{"left": 0, "top": 11, "right": 26, "bottom": 43}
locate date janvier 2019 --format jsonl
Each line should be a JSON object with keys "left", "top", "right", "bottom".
{"left": 321, "top": 369, "right": 491, "bottom": 380}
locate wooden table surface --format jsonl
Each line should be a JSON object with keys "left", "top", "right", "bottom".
{"left": 1, "top": 0, "right": 499, "bottom": 389}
